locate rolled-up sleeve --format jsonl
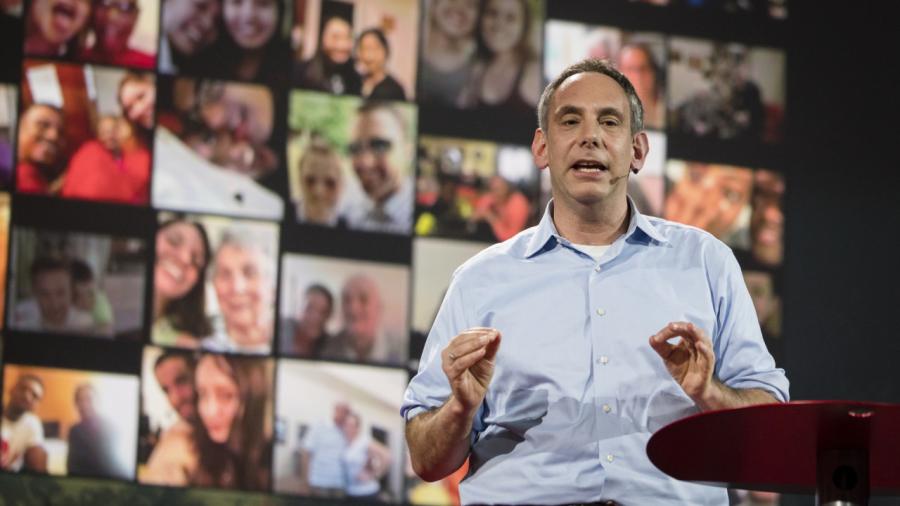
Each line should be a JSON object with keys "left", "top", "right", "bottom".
{"left": 710, "top": 243, "right": 790, "bottom": 402}
{"left": 402, "top": 270, "right": 473, "bottom": 421}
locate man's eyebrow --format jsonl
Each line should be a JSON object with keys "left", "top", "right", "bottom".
{"left": 597, "top": 107, "right": 625, "bottom": 119}
{"left": 554, "top": 104, "right": 584, "bottom": 120}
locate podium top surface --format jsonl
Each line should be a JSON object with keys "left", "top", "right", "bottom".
{"left": 646, "top": 400, "right": 900, "bottom": 494}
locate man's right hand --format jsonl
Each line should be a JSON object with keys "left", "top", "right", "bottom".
{"left": 441, "top": 327, "right": 502, "bottom": 416}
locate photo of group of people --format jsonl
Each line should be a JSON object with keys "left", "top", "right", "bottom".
{"left": 17, "top": 60, "right": 154, "bottom": 204}
{"left": 7, "top": 226, "right": 147, "bottom": 338}
{"left": 272, "top": 360, "right": 407, "bottom": 501}
{"left": 138, "top": 347, "right": 274, "bottom": 490}
{"left": 23, "top": 0, "right": 158, "bottom": 68}
{"left": 415, "top": 135, "right": 539, "bottom": 242}
{"left": 279, "top": 253, "right": 409, "bottom": 366}
{"left": 287, "top": 90, "right": 417, "bottom": 233}
{"left": 293, "top": 0, "right": 419, "bottom": 101}
{"left": 418, "top": 0, "right": 543, "bottom": 118}
{"left": 1, "top": 364, "right": 139, "bottom": 479}
{"left": 152, "top": 213, "right": 279, "bottom": 354}
{"left": 0, "top": 0, "right": 789, "bottom": 504}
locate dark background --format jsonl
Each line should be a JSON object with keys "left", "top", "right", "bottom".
{"left": 783, "top": 1, "right": 899, "bottom": 404}
{"left": 783, "top": 2, "right": 899, "bottom": 503}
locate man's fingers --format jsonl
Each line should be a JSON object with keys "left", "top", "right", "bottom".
{"left": 447, "top": 347, "right": 487, "bottom": 378}
{"left": 447, "top": 330, "right": 496, "bottom": 359}
{"left": 648, "top": 332, "right": 674, "bottom": 358}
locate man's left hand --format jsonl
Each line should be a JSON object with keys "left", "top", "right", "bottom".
{"left": 649, "top": 322, "right": 715, "bottom": 404}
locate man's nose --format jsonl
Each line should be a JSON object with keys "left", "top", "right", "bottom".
{"left": 355, "top": 150, "right": 377, "bottom": 169}
{"left": 579, "top": 123, "right": 602, "bottom": 148}
{"left": 44, "top": 127, "right": 61, "bottom": 142}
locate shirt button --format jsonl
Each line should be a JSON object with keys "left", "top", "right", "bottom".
{"left": 600, "top": 356, "right": 609, "bottom": 365}
{"left": 596, "top": 308, "right": 606, "bottom": 316}
{"left": 594, "top": 265, "right": 602, "bottom": 272}
{"left": 602, "top": 404, "right": 612, "bottom": 413}
{"left": 606, "top": 454, "right": 614, "bottom": 463}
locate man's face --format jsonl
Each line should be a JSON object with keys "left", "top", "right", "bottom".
{"left": 155, "top": 356, "right": 196, "bottom": 421}
{"left": 332, "top": 402, "right": 350, "bottom": 425}
{"left": 33, "top": 268, "right": 72, "bottom": 327}
{"left": 9, "top": 378, "right": 44, "bottom": 414}
{"left": 29, "top": 0, "right": 90, "bottom": 45}
{"left": 212, "top": 244, "right": 271, "bottom": 344}
{"left": 341, "top": 276, "right": 381, "bottom": 343}
{"left": 93, "top": 0, "right": 140, "bottom": 52}
{"left": 163, "top": 0, "right": 219, "bottom": 56}
{"left": 18, "top": 105, "right": 64, "bottom": 168}
{"left": 349, "top": 108, "right": 406, "bottom": 203}
{"left": 532, "top": 72, "right": 647, "bottom": 213}
{"left": 74, "top": 387, "right": 97, "bottom": 420}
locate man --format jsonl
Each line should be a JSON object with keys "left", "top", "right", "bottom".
{"left": 153, "top": 351, "right": 197, "bottom": 423}
{"left": 66, "top": 384, "right": 126, "bottom": 479}
{"left": 320, "top": 274, "right": 404, "bottom": 366}
{"left": 403, "top": 59, "right": 788, "bottom": 504}
{"left": 299, "top": 401, "right": 350, "bottom": 497}
{"left": 346, "top": 102, "right": 414, "bottom": 234}
{"left": 16, "top": 103, "right": 65, "bottom": 194}
{"left": 158, "top": 0, "right": 219, "bottom": 74}
{"left": 142, "top": 351, "right": 198, "bottom": 484}
{"left": 14, "top": 257, "right": 92, "bottom": 333}
{"left": 1, "top": 374, "right": 47, "bottom": 472}
{"left": 80, "top": 0, "right": 154, "bottom": 68}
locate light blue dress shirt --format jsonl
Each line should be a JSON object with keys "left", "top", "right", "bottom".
{"left": 402, "top": 200, "right": 789, "bottom": 505}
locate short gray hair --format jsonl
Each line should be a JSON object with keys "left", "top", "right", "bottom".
{"left": 537, "top": 58, "right": 644, "bottom": 135}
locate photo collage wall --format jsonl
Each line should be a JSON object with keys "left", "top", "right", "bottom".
{"left": 0, "top": 0, "right": 788, "bottom": 504}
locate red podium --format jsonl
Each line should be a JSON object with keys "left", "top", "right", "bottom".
{"left": 646, "top": 401, "right": 900, "bottom": 505}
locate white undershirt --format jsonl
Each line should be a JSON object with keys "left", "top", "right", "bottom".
{"left": 572, "top": 243, "right": 611, "bottom": 262}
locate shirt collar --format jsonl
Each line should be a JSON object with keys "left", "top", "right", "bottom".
{"left": 524, "top": 197, "right": 668, "bottom": 258}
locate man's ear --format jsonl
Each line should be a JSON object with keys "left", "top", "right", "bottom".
{"left": 630, "top": 131, "right": 649, "bottom": 175}
{"left": 532, "top": 128, "right": 549, "bottom": 170}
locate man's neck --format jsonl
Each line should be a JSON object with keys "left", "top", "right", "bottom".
{"left": 552, "top": 195, "right": 631, "bottom": 246}
{"left": 3, "top": 406, "right": 24, "bottom": 422}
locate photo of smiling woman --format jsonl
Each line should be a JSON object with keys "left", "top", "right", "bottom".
{"left": 23, "top": 0, "right": 90, "bottom": 58}
{"left": 142, "top": 353, "right": 273, "bottom": 491}
{"left": 208, "top": 0, "right": 291, "bottom": 84}
{"left": 152, "top": 215, "right": 213, "bottom": 349}
{"left": 456, "top": 0, "right": 542, "bottom": 116}
{"left": 356, "top": 28, "right": 406, "bottom": 101}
